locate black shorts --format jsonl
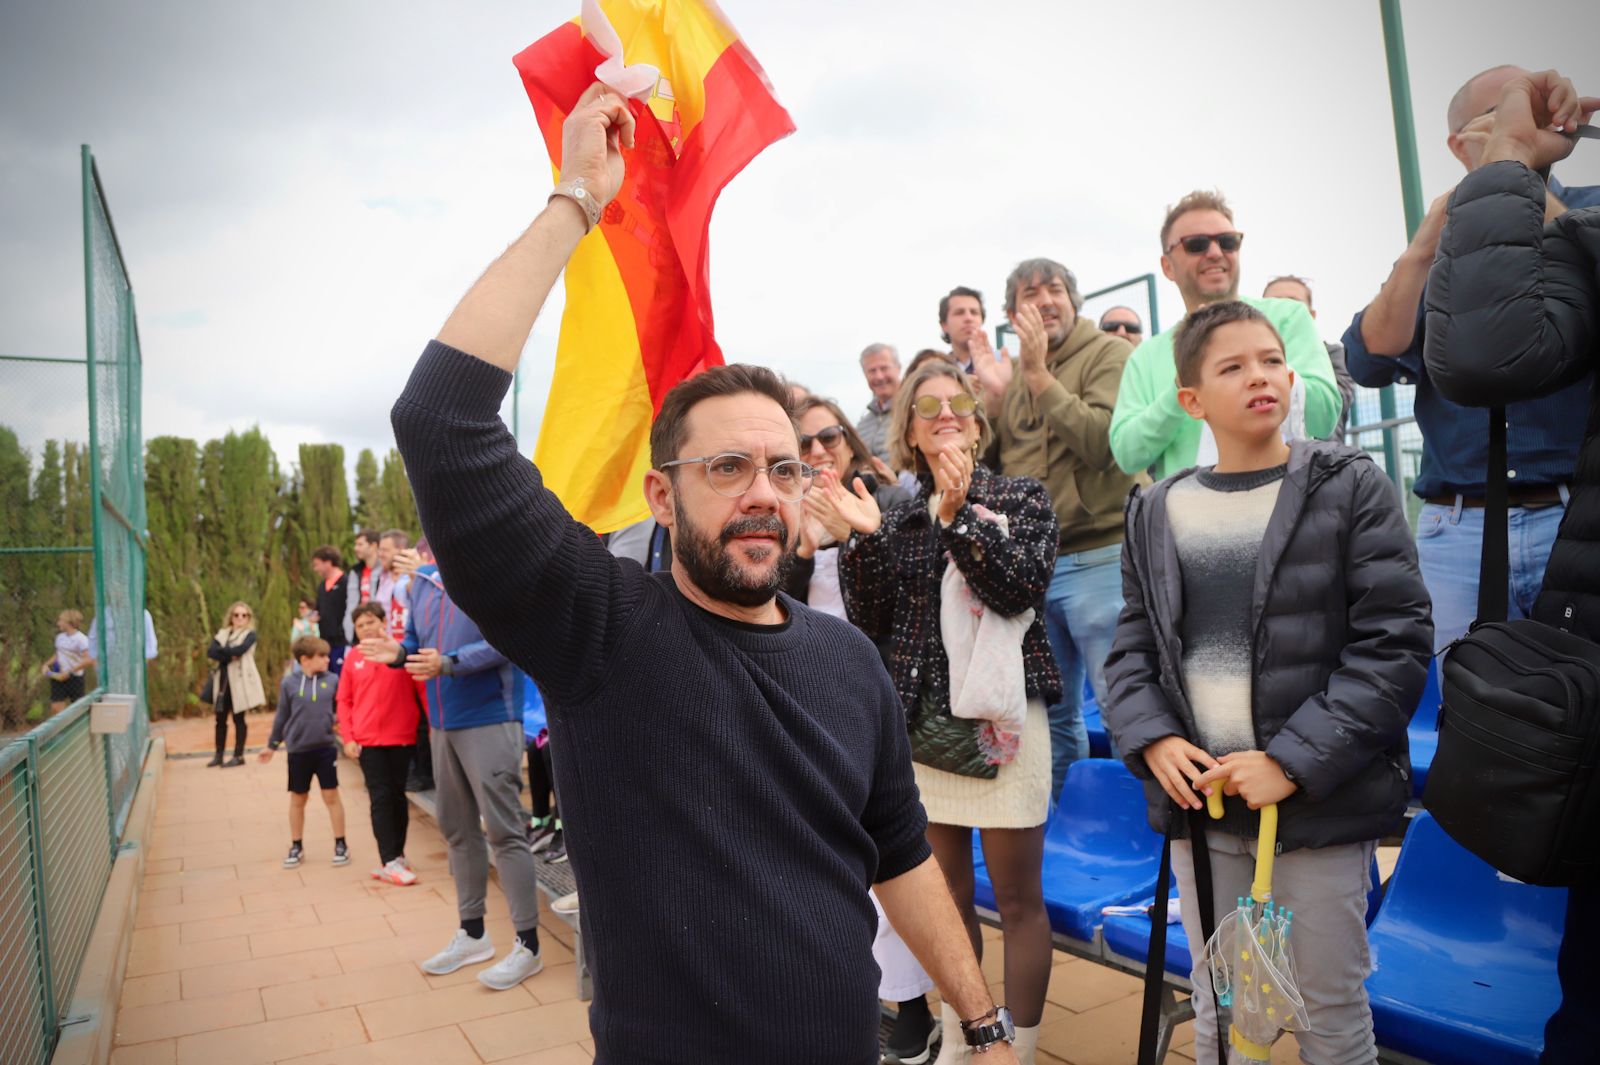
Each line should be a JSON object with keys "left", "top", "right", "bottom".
{"left": 50, "top": 674, "right": 85, "bottom": 703}
{"left": 286, "top": 747, "right": 339, "bottom": 794}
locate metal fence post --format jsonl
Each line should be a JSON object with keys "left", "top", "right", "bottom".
{"left": 22, "top": 737, "right": 57, "bottom": 1042}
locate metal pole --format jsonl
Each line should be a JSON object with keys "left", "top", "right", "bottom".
{"left": 1144, "top": 274, "right": 1161, "bottom": 336}
{"left": 82, "top": 147, "right": 111, "bottom": 675}
{"left": 1377, "top": 0, "right": 1420, "bottom": 488}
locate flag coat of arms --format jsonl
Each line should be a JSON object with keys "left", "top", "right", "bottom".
{"left": 515, "top": 0, "right": 794, "bottom": 533}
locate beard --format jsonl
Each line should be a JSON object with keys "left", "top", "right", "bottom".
{"left": 672, "top": 501, "right": 795, "bottom": 608}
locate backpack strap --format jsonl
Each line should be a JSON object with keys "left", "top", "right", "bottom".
{"left": 1137, "top": 806, "right": 1226, "bottom": 1065}
{"left": 1477, "top": 406, "right": 1509, "bottom": 625}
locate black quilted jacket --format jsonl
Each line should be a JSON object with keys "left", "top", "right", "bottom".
{"left": 839, "top": 463, "right": 1062, "bottom": 765}
{"left": 1104, "top": 441, "right": 1434, "bottom": 851}
{"left": 1424, "top": 160, "right": 1600, "bottom": 641}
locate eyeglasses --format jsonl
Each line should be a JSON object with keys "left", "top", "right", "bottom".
{"left": 799, "top": 425, "right": 847, "bottom": 452}
{"left": 659, "top": 453, "right": 816, "bottom": 502}
{"left": 913, "top": 393, "right": 978, "bottom": 420}
{"left": 1102, "top": 321, "right": 1143, "bottom": 336}
{"left": 1166, "top": 231, "right": 1245, "bottom": 256}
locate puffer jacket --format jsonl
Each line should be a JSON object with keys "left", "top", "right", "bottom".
{"left": 1104, "top": 440, "right": 1433, "bottom": 851}
{"left": 839, "top": 463, "right": 1062, "bottom": 768}
{"left": 1424, "top": 160, "right": 1600, "bottom": 641}
{"left": 395, "top": 563, "right": 516, "bottom": 731}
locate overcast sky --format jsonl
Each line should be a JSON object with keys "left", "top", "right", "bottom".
{"left": 2, "top": 0, "right": 1595, "bottom": 479}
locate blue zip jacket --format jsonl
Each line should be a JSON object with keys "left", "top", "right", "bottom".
{"left": 395, "top": 563, "right": 516, "bottom": 731}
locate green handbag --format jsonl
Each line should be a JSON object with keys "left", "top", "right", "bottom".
{"left": 908, "top": 689, "right": 998, "bottom": 779}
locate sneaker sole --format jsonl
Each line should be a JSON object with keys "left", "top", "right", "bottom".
{"left": 420, "top": 944, "right": 496, "bottom": 976}
{"left": 884, "top": 1023, "right": 940, "bottom": 1065}
{"left": 477, "top": 957, "right": 544, "bottom": 991}
{"left": 332, "top": 856, "right": 350, "bottom": 866}
{"left": 282, "top": 859, "right": 301, "bottom": 868}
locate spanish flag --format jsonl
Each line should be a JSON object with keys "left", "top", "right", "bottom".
{"left": 515, "top": 0, "right": 794, "bottom": 533}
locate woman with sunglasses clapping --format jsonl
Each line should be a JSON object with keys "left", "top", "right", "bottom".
{"left": 785, "top": 396, "right": 912, "bottom": 620}
{"left": 833, "top": 360, "right": 1061, "bottom": 1064}
{"left": 206, "top": 601, "right": 267, "bottom": 767}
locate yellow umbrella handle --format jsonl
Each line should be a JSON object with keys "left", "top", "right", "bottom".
{"left": 1205, "top": 788, "right": 1224, "bottom": 820}
{"left": 1253, "top": 804, "right": 1278, "bottom": 902}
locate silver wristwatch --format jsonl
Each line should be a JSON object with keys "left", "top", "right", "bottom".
{"left": 548, "top": 176, "right": 602, "bottom": 231}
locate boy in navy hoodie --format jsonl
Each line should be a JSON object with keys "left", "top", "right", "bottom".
{"left": 261, "top": 636, "right": 349, "bottom": 869}
{"left": 1105, "top": 301, "right": 1432, "bottom": 1062}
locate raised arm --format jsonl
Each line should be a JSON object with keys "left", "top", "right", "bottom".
{"left": 390, "top": 86, "right": 647, "bottom": 705}
{"left": 1426, "top": 161, "right": 1598, "bottom": 407}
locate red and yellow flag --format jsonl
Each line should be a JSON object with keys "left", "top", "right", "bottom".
{"left": 515, "top": 0, "right": 794, "bottom": 533}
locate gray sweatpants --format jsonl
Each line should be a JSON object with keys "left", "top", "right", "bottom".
{"left": 1174, "top": 832, "right": 1377, "bottom": 1065}
{"left": 432, "top": 721, "right": 542, "bottom": 933}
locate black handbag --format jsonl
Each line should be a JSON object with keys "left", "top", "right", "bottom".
{"left": 1422, "top": 406, "right": 1600, "bottom": 888}
{"left": 200, "top": 669, "right": 216, "bottom": 705}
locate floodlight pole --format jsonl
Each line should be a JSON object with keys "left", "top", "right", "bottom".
{"left": 1376, "top": 0, "right": 1421, "bottom": 484}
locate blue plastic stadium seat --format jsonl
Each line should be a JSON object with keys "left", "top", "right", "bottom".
{"left": 974, "top": 759, "right": 1161, "bottom": 946}
{"left": 1407, "top": 658, "right": 1442, "bottom": 796}
{"left": 1367, "top": 812, "right": 1566, "bottom": 1065}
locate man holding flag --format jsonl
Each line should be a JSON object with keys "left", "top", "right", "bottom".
{"left": 391, "top": 51, "right": 1020, "bottom": 1065}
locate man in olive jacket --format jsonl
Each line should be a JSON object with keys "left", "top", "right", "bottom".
{"left": 973, "top": 257, "right": 1143, "bottom": 800}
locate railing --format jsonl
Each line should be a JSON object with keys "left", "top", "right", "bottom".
{"left": 0, "top": 692, "right": 145, "bottom": 1065}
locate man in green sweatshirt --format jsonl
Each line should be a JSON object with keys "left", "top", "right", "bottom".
{"left": 1109, "top": 190, "right": 1340, "bottom": 479}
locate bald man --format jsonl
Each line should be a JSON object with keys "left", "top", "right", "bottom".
{"left": 1341, "top": 64, "right": 1600, "bottom": 656}
{"left": 1097, "top": 306, "right": 1144, "bottom": 345}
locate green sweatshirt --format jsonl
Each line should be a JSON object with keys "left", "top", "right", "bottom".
{"left": 1109, "top": 295, "right": 1340, "bottom": 480}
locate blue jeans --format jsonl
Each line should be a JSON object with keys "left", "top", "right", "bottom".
{"left": 1042, "top": 545, "right": 1125, "bottom": 802}
{"left": 1415, "top": 498, "right": 1567, "bottom": 654}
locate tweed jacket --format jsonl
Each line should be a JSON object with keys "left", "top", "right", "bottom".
{"left": 840, "top": 463, "right": 1062, "bottom": 736}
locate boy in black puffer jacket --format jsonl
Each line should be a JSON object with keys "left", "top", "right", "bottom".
{"left": 1105, "top": 300, "right": 1432, "bottom": 1063}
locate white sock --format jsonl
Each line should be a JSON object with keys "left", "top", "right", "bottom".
{"left": 933, "top": 1001, "right": 970, "bottom": 1064}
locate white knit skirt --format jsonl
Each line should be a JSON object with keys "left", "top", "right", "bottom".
{"left": 913, "top": 698, "right": 1050, "bottom": 830}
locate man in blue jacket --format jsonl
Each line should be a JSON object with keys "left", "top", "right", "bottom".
{"left": 361, "top": 551, "right": 544, "bottom": 992}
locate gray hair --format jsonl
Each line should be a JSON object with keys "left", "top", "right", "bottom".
{"left": 1004, "top": 258, "right": 1084, "bottom": 315}
{"left": 858, "top": 342, "right": 899, "bottom": 367}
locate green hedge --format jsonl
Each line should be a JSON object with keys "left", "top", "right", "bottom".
{"left": 1, "top": 425, "right": 418, "bottom": 721}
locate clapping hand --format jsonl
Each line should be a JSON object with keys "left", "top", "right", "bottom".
{"left": 405, "top": 648, "right": 445, "bottom": 681}
{"left": 933, "top": 443, "right": 975, "bottom": 526}
{"left": 815, "top": 471, "right": 882, "bottom": 537}
{"left": 359, "top": 634, "right": 404, "bottom": 667}
{"left": 968, "top": 330, "right": 1012, "bottom": 406}
{"left": 1009, "top": 302, "right": 1050, "bottom": 379}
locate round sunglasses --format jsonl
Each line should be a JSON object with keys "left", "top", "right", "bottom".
{"left": 913, "top": 393, "right": 978, "bottom": 420}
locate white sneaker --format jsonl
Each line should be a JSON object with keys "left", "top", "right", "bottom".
{"left": 477, "top": 940, "right": 543, "bottom": 990}
{"left": 373, "top": 858, "right": 418, "bottom": 886}
{"left": 420, "top": 929, "right": 495, "bottom": 975}
{"left": 550, "top": 891, "right": 580, "bottom": 915}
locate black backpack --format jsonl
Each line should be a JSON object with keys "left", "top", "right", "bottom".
{"left": 1422, "top": 407, "right": 1600, "bottom": 887}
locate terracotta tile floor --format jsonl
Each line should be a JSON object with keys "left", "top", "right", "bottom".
{"left": 115, "top": 716, "right": 589, "bottom": 1065}
{"left": 123, "top": 716, "right": 1340, "bottom": 1063}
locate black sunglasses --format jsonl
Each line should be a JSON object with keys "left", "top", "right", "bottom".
{"left": 799, "top": 425, "right": 847, "bottom": 451}
{"left": 1167, "top": 231, "right": 1244, "bottom": 256}
{"left": 1102, "top": 321, "right": 1143, "bottom": 335}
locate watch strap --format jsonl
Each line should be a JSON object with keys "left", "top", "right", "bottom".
{"left": 549, "top": 177, "right": 602, "bottom": 232}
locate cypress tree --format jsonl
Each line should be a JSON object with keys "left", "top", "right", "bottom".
{"left": 376, "top": 449, "right": 420, "bottom": 538}
{"left": 354, "top": 448, "right": 379, "bottom": 532}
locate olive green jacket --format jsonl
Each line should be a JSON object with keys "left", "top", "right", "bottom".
{"left": 990, "top": 316, "right": 1144, "bottom": 554}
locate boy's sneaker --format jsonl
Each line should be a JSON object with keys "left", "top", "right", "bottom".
{"left": 527, "top": 819, "right": 558, "bottom": 853}
{"left": 332, "top": 840, "right": 350, "bottom": 866}
{"left": 477, "top": 941, "right": 543, "bottom": 991}
{"left": 282, "top": 842, "right": 303, "bottom": 868}
{"left": 550, "top": 891, "right": 580, "bottom": 916}
{"left": 396, "top": 855, "right": 414, "bottom": 872}
{"left": 420, "top": 929, "right": 495, "bottom": 975}
{"left": 372, "top": 858, "right": 418, "bottom": 886}
{"left": 544, "top": 830, "right": 568, "bottom": 864}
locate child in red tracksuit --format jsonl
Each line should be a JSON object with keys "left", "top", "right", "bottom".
{"left": 339, "top": 601, "right": 427, "bottom": 886}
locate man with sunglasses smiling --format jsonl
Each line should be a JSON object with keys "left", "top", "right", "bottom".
{"left": 1110, "top": 189, "right": 1341, "bottom": 479}
{"left": 390, "top": 85, "right": 1017, "bottom": 1065}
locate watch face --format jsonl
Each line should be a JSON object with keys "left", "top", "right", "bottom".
{"left": 998, "top": 1006, "right": 1015, "bottom": 1040}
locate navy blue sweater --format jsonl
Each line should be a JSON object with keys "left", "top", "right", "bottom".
{"left": 392, "top": 341, "right": 931, "bottom": 1065}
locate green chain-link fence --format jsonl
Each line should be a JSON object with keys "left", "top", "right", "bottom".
{"left": 0, "top": 146, "right": 149, "bottom": 1065}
